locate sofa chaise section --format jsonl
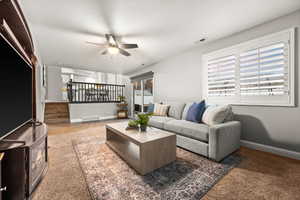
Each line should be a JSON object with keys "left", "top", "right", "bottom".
{"left": 209, "top": 121, "right": 241, "bottom": 161}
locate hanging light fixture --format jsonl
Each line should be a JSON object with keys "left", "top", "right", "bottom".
{"left": 107, "top": 46, "right": 119, "bottom": 54}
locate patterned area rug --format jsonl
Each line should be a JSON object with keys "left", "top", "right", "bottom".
{"left": 72, "top": 136, "right": 240, "bottom": 200}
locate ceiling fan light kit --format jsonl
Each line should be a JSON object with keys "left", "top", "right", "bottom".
{"left": 107, "top": 46, "right": 119, "bottom": 54}
{"left": 86, "top": 34, "right": 138, "bottom": 57}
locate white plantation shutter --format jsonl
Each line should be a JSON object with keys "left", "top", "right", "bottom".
{"left": 204, "top": 28, "right": 294, "bottom": 106}
{"left": 239, "top": 42, "right": 287, "bottom": 96}
{"left": 207, "top": 55, "right": 236, "bottom": 97}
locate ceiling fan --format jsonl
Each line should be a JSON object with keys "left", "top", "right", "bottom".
{"left": 86, "top": 34, "right": 138, "bottom": 56}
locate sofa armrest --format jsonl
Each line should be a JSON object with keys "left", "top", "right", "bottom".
{"left": 208, "top": 121, "right": 241, "bottom": 162}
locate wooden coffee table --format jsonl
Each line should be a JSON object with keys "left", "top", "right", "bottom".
{"left": 106, "top": 122, "right": 176, "bottom": 175}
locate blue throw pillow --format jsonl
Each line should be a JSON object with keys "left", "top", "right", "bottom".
{"left": 186, "top": 101, "right": 206, "bottom": 123}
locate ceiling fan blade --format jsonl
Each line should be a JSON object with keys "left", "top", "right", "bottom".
{"left": 105, "top": 34, "right": 117, "bottom": 45}
{"left": 101, "top": 49, "right": 108, "bottom": 55}
{"left": 86, "top": 41, "right": 106, "bottom": 47}
{"left": 105, "top": 34, "right": 110, "bottom": 42}
{"left": 119, "top": 48, "right": 130, "bottom": 56}
{"left": 111, "top": 35, "right": 117, "bottom": 42}
{"left": 119, "top": 43, "right": 138, "bottom": 49}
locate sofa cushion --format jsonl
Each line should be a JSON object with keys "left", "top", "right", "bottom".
{"left": 181, "top": 102, "right": 194, "bottom": 120}
{"left": 164, "top": 120, "right": 209, "bottom": 142}
{"left": 148, "top": 116, "right": 173, "bottom": 129}
{"left": 167, "top": 102, "right": 186, "bottom": 120}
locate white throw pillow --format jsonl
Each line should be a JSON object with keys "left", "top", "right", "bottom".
{"left": 202, "top": 105, "right": 232, "bottom": 126}
{"left": 153, "top": 103, "right": 169, "bottom": 116}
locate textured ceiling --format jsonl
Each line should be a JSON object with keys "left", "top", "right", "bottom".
{"left": 20, "top": 0, "right": 300, "bottom": 74}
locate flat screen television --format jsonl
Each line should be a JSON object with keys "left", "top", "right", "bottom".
{"left": 0, "top": 33, "right": 32, "bottom": 140}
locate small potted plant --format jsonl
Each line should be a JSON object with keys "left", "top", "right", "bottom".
{"left": 126, "top": 120, "right": 139, "bottom": 130}
{"left": 118, "top": 95, "right": 126, "bottom": 103}
{"left": 136, "top": 113, "right": 152, "bottom": 132}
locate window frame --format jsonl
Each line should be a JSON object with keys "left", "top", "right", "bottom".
{"left": 202, "top": 28, "right": 295, "bottom": 107}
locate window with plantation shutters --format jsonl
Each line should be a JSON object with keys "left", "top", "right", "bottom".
{"left": 203, "top": 28, "right": 295, "bottom": 106}
{"left": 207, "top": 55, "right": 236, "bottom": 97}
{"left": 239, "top": 42, "right": 287, "bottom": 96}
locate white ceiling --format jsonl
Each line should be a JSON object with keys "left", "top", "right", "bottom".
{"left": 20, "top": 0, "right": 300, "bottom": 74}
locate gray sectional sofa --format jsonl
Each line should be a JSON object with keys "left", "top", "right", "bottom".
{"left": 148, "top": 102, "right": 241, "bottom": 162}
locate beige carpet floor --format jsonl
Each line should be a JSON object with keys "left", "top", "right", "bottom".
{"left": 32, "top": 120, "right": 300, "bottom": 200}
{"left": 31, "top": 121, "right": 115, "bottom": 200}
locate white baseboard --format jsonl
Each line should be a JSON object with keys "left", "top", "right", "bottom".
{"left": 70, "top": 118, "right": 82, "bottom": 123}
{"left": 70, "top": 115, "right": 117, "bottom": 123}
{"left": 240, "top": 140, "right": 300, "bottom": 160}
{"left": 100, "top": 115, "right": 118, "bottom": 121}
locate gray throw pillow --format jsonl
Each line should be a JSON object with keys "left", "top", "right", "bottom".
{"left": 224, "top": 106, "right": 234, "bottom": 122}
{"left": 167, "top": 102, "right": 186, "bottom": 120}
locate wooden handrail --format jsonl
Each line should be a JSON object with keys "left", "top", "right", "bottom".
{"left": 67, "top": 81, "right": 125, "bottom": 104}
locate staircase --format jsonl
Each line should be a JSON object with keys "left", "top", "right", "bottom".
{"left": 44, "top": 102, "right": 70, "bottom": 123}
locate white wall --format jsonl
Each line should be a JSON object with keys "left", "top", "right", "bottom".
{"left": 129, "top": 10, "right": 300, "bottom": 153}
{"left": 31, "top": 29, "right": 46, "bottom": 122}
{"left": 69, "top": 103, "right": 118, "bottom": 123}
{"left": 129, "top": 50, "right": 203, "bottom": 103}
{"left": 34, "top": 60, "right": 46, "bottom": 122}
{"left": 46, "top": 66, "right": 64, "bottom": 102}
{"left": 19, "top": 1, "right": 46, "bottom": 122}
{"left": 122, "top": 76, "right": 132, "bottom": 116}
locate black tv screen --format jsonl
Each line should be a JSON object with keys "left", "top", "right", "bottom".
{"left": 0, "top": 34, "right": 32, "bottom": 140}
